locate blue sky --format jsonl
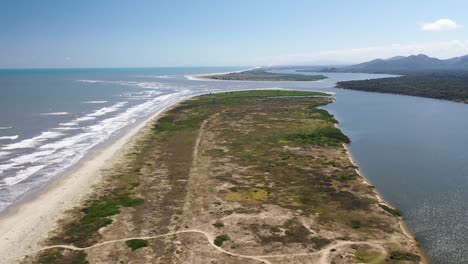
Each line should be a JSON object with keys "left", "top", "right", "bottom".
{"left": 1, "top": 0, "right": 468, "bottom": 68}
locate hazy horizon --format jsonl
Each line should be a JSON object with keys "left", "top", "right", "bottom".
{"left": 2, "top": 0, "right": 468, "bottom": 68}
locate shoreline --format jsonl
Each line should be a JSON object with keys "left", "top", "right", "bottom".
{"left": 0, "top": 100, "right": 185, "bottom": 263}
{"left": 342, "top": 143, "right": 429, "bottom": 263}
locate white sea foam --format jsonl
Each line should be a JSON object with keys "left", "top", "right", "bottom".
{"left": 1, "top": 165, "right": 46, "bottom": 186}
{"left": 82, "top": 101, "right": 107, "bottom": 104}
{"left": 77, "top": 79, "right": 167, "bottom": 90}
{"left": 59, "top": 122, "right": 78, "bottom": 127}
{"left": 54, "top": 127, "right": 80, "bottom": 131}
{"left": 1, "top": 131, "right": 64, "bottom": 150}
{"left": 74, "top": 116, "right": 96, "bottom": 122}
{"left": 39, "top": 132, "right": 93, "bottom": 150}
{"left": 10, "top": 150, "right": 55, "bottom": 164}
{"left": 0, "top": 127, "right": 12, "bottom": 130}
{"left": 0, "top": 90, "right": 193, "bottom": 208}
{"left": 40, "top": 112, "right": 70, "bottom": 116}
{"left": 0, "top": 136, "right": 19, "bottom": 140}
{"left": 77, "top": 80, "right": 103, "bottom": 83}
{"left": 0, "top": 163, "right": 17, "bottom": 172}
{"left": 88, "top": 102, "right": 127, "bottom": 117}
{"left": 69, "top": 101, "right": 128, "bottom": 124}
{"left": 152, "top": 75, "right": 174, "bottom": 79}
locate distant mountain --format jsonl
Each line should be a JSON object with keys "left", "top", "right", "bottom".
{"left": 445, "top": 55, "right": 468, "bottom": 68}
{"left": 385, "top": 56, "right": 406, "bottom": 61}
{"left": 335, "top": 54, "right": 468, "bottom": 74}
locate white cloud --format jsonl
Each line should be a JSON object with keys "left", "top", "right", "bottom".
{"left": 256, "top": 40, "right": 468, "bottom": 66}
{"left": 421, "top": 19, "right": 460, "bottom": 31}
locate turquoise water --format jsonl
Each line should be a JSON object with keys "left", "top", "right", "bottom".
{"left": 0, "top": 68, "right": 466, "bottom": 263}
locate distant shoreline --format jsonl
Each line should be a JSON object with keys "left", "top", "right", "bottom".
{"left": 189, "top": 68, "right": 328, "bottom": 82}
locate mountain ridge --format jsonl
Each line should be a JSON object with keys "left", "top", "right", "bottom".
{"left": 328, "top": 54, "right": 468, "bottom": 74}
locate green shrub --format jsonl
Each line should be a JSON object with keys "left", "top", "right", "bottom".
{"left": 317, "top": 127, "right": 350, "bottom": 143}
{"left": 212, "top": 222, "right": 225, "bottom": 228}
{"left": 125, "top": 239, "right": 149, "bottom": 251}
{"left": 214, "top": 234, "right": 230, "bottom": 246}
{"left": 285, "top": 127, "right": 350, "bottom": 146}
{"left": 379, "top": 204, "right": 402, "bottom": 216}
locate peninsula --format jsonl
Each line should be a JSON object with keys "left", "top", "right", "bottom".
{"left": 200, "top": 69, "right": 328, "bottom": 81}
{"left": 21, "top": 90, "right": 423, "bottom": 263}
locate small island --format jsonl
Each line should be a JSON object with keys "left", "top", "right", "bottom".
{"left": 26, "top": 90, "right": 423, "bottom": 264}
{"left": 202, "top": 68, "right": 328, "bottom": 81}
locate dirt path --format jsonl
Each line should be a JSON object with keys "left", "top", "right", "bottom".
{"left": 35, "top": 229, "right": 390, "bottom": 264}
{"left": 36, "top": 229, "right": 272, "bottom": 264}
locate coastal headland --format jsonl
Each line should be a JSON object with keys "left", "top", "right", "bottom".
{"left": 3, "top": 90, "right": 423, "bottom": 263}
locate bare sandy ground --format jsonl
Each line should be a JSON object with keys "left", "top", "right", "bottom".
{"left": 0, "top": 107, "right": 173, "bottom": 263}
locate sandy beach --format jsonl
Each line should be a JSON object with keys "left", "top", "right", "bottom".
{"left": 0, "top": 104, "right": 178, "bottom": 263}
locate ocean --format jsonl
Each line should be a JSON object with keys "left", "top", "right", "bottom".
{"left": 0, "top": 67, "right": 243, "bottom": 210}
{"left": 0, "top": 67, "right": 467, "bottom": 263}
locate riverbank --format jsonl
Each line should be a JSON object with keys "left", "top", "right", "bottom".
{"left": 342, "top": 144, "right": 429, "bottom": 264}
{"left": 22, "top": 90, "right": 423, "bottom": 263}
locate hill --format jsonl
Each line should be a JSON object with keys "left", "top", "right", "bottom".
{"left": 331, "top": 54, "right": 468, "bottom": 74}
{"left": 336, "top": 71, "right": 468, "bottom": 103}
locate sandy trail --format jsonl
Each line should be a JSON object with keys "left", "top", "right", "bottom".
{"left": 35, "top": 228, "right": 388, "bottom": 264}
{"left": 36, "top": 229, "right": 272, "bottom": 264}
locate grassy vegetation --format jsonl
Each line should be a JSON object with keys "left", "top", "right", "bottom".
{"left": 55, "top": 193, "right": 145, "bottom": 248}
{"left": 214, "top": 235, "right": 230, "bottom": 247}
{"left": 201, "top": 93, "right": 384, "bottom": 234}
{"left": 224, "top": 188, "right": 272, "bottom": 203}
{"left": 125, "top": 239, "right": 149, "bottom": 251}
{"left": 379, "top": 204, "right": 402, "bottom": 217}
{"left": 285, "top": 127, "right": 350, "bottom": 146}
{"left": 31, "top": 89, "right": 420, "bottom": 262}
{"left": 119, "top": 195, "right": 145, "bottom": 207}
{"left": 34, "top": 250, "right": 88, "bottom": 264}
{"left": 390, "top": 251, "right": 421, "bottom": 261}
{"left": 254, "top": 220, "right": 331, "bottom": 248}
{"left": 206, "top": 69, "right": 328, "bottom": 81}
{"left": 355, "top": 249, "right": 386, "bottom": 264}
